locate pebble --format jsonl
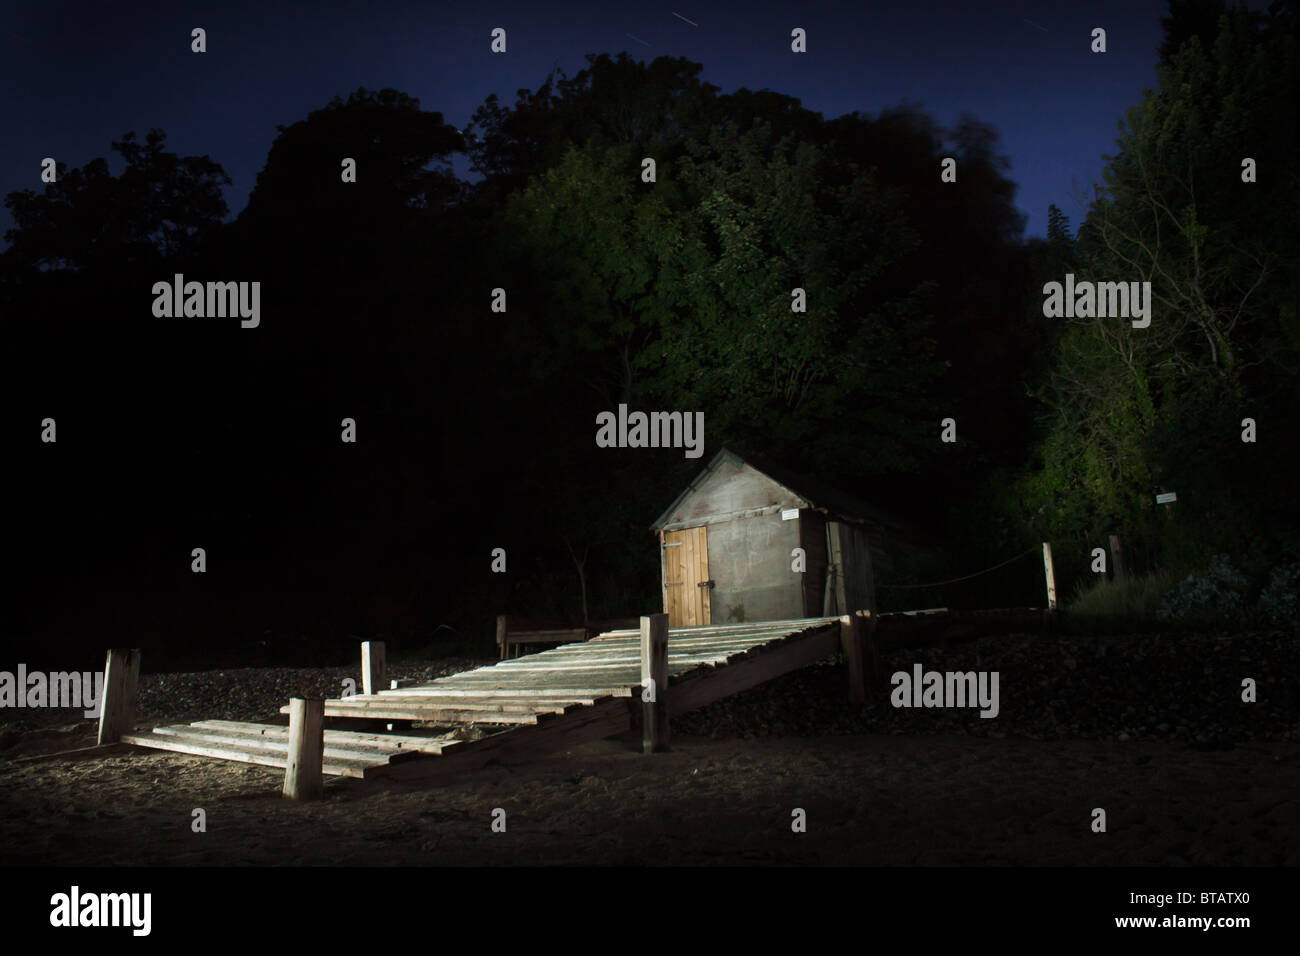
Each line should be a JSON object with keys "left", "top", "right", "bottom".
{"left": 9, "top": 632, "right": 1293, "bottom": 748}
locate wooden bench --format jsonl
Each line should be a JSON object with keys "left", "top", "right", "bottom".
{"left": 494, "top": 615, "right": 641, "bottom": 658}
{"left": 495, "top": 616, "right": 586, "bottom": 659}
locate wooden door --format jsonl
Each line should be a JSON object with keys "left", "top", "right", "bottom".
{"left": 662, "top": 526, "right": 710, "bottom": 627}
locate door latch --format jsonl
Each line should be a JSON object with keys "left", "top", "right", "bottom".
{"left": 698, "top": 579, "right": 715, "bottom": 589}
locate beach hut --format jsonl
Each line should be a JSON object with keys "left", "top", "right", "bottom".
{"left": 651, "top": 448, "right": 909, "bottom": 627}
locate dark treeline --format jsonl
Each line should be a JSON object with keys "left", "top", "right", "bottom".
{"left": 4, "top": 3, "right": 1296, "bottom": 669}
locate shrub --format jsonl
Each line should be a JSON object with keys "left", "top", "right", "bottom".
{"left": 1066, "top": 568, "right": 1180, "bottom": 629}
{"left": 1257, "top": 562, "right": 1300, "bottom": 627}
{"left": 1156, "top": 553, "right": 1250, "bottom": 624}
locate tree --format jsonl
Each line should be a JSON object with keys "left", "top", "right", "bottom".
{"left": 650, "top": 120, "right": 941, "bottom": 481}
{"left": 2, "top": 129, "right": 230, "bottom": 274}
{"left": 1020, "top": 2, "right": 1300, "bottom": 560}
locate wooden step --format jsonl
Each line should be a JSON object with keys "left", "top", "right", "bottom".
{"left": 121, "top": 723, "right": 431, "bottom": 779}
{"left": 186, "top": 720, "right": 458, "bottom": 753}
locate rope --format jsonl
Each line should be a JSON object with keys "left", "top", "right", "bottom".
{"left": 877, "top": 545, "right": 1040, "bottom": 589}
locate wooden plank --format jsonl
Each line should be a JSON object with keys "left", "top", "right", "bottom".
{"left": 517, "top": 632, "right": 800, "bottom": 655}
{"left": 828, "top": 522, "right": 847, "bottom": 616}
{"left": 546, "top": 634, "right": 813, "bottom": 658}
{"left": 433, "top": 677, "right": 646, "bottom": 693}
{"left": 799, "top": 510, "right": 828, "bottom": 617}
{"left": 151, "top": 726, "right": 406, "bottom": 762}
{"left": 416, "top": 674, "right": 640, "bottom": 692}
{"left": 664, "top": 529, "right": 687, "bottom": 627}
{"left": 690, "top": 526, "right": 705, "bottom": 626}
{"left": 694, "top": 525, "right": 711, "bottom": 625}
{"left": 120, "top": 732, "right": 377, "bottom": 779}
{"left": 385, "top": 696, "right": 633, "bottom": 782}
{"left": 359, "top": 694, "right": 574, "bottom": 710}
{"left": 507, "top": 633, "right": 778, "bottom": 653}
{"left": 97, "top": 648, "right": 141, "bottom": 745}
{"left": 440, "top": 641, "right": 815, "bottom": 686}
{"left": 304, "top": 688, "right": 620, "bottom": 703}
{"left": 590, "top": 617, "right": 839, "bottom": 641}
{"left": 334, "top": 685, "right": 632, "bottom": 698}
{"left": 441, "top": 646, "right": 795, "bottom": 679}
{"left": 362, "top": 641, "right": 386, "bottom": 697}
{"left": 326, "top": 708, "right": 538, "bottom": 724}
{"left": 182, "top": 721, "right": 459, "bottom": 754}
{"left": 504, "top": 632, "right": 800, "bottom": 657}
{"left": 472, "top": 647, "right": 772, "bottom": 672}
{"left": 284, "top": 698, "right": 325, "bottom": 800}
{"left": 312, "top": 701, "right": 547, "bottom": 717}
{"left": 365, "top": 693, "right": 586, "bottom": 709}
{"left": 839, "top": 524, "right": 876, "bottom": 616}
{"left": 280, "top": 702, "right": 547, "bottom": 723}
{"left": 641, "top": 613, "right": 669, "bottom": 753}
{"left": 477, "top": 657, "right": 748, "bottom": 676}
{"left": 668, "top": 624, "right": 841, "bottom": 715}
{"left": 497, "top": 615, "right": 509, "bottom": 660}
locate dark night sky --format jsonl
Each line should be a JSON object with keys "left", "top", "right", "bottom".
{"left": 3, "top": 0, "right": 1194, "bottom": 243}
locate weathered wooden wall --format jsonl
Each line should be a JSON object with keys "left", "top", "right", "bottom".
{"left": 829, "top": 521, "right": 876, "bottom": 615}
{"left": 799, "top": 509, "right": 828, "bottom": 618}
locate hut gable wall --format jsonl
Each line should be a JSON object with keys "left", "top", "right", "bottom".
{"left": 658, "top": 459, "right": 806, "bottom": 531}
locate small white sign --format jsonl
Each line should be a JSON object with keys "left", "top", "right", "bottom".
{"left": 1155, "top": 492, "right": 1177, "bottom": 505}
{"left": 781, "top": 508, "right": 800, "bottom": 521}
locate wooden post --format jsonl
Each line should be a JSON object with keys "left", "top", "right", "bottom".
{"left": 97, "top": 648, "right": 141, "bottom": 745}
{"left": 496, "top": 615, "right": 508, "bottom": 660}
{"left": 1040, "top": 541, "right": 1060, "bottom": 632}
{"left": 361, "top": 641, "right": 386, "bottom": 697}
{"left": 1041, "top": 542, "right": 1058, "bottom": 610}
{"left": 839, "top": 614, "right": 866, "bottom": 706}
{"left": 640, "top": 613, "right": 669, "bottom": 753}
{"left": 283, "top": 698, "right": 324, "bottom": 800}
{"left": 1109, "top": 534, "right": 1127, "bottom": 583}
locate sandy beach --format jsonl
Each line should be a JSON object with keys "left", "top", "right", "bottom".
{"left": 2, "top": 631, "right": 1296, "bottom": 867}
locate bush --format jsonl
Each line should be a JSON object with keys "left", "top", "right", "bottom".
{"left": 1156, "top": 553, "right": 1250, "bottom": 625}
{"left": 1257, "top": 562, "right": 1300, "bottom": 627}
{"left": 1066, "top": 568, "right": 1180, "bottom": 628}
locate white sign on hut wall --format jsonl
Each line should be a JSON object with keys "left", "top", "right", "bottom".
{"left": 781, "top": 508, "right": 799, "bottom": 521}
{"left": 1155, "top": 492, "right": 1177, "bottom": 505}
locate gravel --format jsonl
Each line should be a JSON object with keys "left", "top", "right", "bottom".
{"left": 3, "top": 629, "right": 1295, "bottom": 746}
{"left": 671, "top": 629, "right": 1299, "bottom": 744}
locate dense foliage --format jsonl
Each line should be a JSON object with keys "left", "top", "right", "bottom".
{"left": 4, "top": 6, "right": 1296, "bottom": 665}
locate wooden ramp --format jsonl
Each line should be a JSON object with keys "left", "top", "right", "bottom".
{"left": 337, "top": 616, "right": 842, "bottom": 782}
{"left": 121, "top": 617, "right": 844, "bottom": 782}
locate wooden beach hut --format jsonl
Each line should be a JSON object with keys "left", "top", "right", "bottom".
{"left": 651, "top": 448, "right": 911, "bottom": 627}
